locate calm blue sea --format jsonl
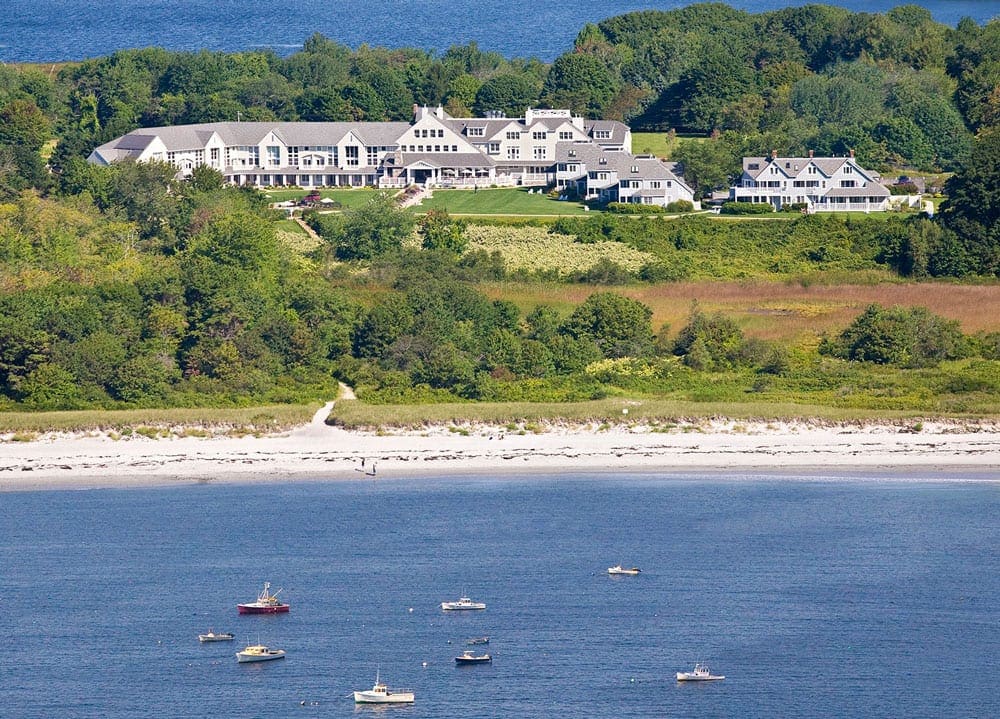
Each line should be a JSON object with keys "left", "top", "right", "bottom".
{"left": 1, "top": 0, "right": 997, "bottom": 63}
{"left": 1, "top": 474, "right": 998, "bottom": 718}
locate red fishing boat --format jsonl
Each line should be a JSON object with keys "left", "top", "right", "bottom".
{"left": 237, "top": 582, "right": 289, "bottom": 614}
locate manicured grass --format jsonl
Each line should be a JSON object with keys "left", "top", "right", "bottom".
{"left": 0, "top": 405, "right": 319, "bottom": 434}
{"left": 632, "top": 132, "right": 678, "bottom": 158}
{"left": 274, "top": 219, "right": 309, "bottom": 235}
{"left": 416, "top": 188, "right": 591, "bottom": 216}
{"left": 263, "top": 188, "right": 382, "bottom": 208}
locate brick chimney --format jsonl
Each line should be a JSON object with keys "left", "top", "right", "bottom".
{"left": 849, "top": 148, "right": 855, "bottom": 158}
{"left": 771, "top": 149, "right": 778, "bottom": 159}
{"left": 808, "top": 150, "right": 814, "bottom": 158}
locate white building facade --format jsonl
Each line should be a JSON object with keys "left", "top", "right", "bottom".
{"left": 89, "top": 108, "right": 693, "bottom": 207}
{"left": 731, "top": 151, "right": 890, "bottom": 212}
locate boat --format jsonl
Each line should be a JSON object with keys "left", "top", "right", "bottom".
{"left": 676, "top": 663, "right": 724, "bottom": 681}
{"left": 198, "top": 630, "right": 235, "bottom": 642}
{"left": 455, "top": 650, "right": 492, "bottom": 664}
{"left": 353, "top": 671, "right": 414, "bottom": 704}
{"left": 607, "top": 565, "right": 641, "bottom": 575}
{"left": 235, "top": 643, "right": 286, "bottom": 663}
{"left": 237, "top": 582, "right": 290, "bottom": 614}
{"left": 441, "top": 596, "right": 486, "bottom": 611}
{"left": 465, "top": 636, "right": 490, "bottom": 645}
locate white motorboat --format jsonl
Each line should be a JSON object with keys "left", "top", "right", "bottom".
{"left": 198, "top": 630, "right": 235, "bottom": 642}
{"left": 441, "top": 596, "right": 486, "bottom": 610}
{"left": 676, "top": 663, "right": 724, "bottom": 681}
{"left": 353, "top": 672, "right": 414, "bottom": 704}
{"left": 608, "top": 565, "right": 641, "bottom": 575}
{"left": 455, "top": 650, "right": 492, "bottom": 664}
{"left": 236, "top": 643, "right": 286, "bottom": 663}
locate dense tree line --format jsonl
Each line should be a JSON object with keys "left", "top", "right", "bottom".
{"left": 0, "top": 5, "right": 998, "bottom": 410}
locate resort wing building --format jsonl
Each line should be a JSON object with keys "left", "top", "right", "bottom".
{"left": 89, "top": 107, "right": 694, "bottom": 207}
{"left": 731, "top": 151, "right": 890, "bottom": 212}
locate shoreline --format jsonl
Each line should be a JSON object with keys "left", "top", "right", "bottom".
{"left": 2, "top": 407, "right": 998, "bottom": 492}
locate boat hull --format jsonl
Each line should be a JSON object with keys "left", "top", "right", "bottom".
{"left": 354, "top": 691, "right": 414, "bottom": 704}
{"left": 236, "top": 651, "right": 285, "bottom": 663}
{"left": 238, "top": 604, "right": 290, "bottom": 614}
{"left": 676, "top": 673, "right": 724, "bottom": 681}
{"left": 199, "top": 633, "right": 235, "bottom": 642}
{"left": 455, "top": 656, "right": 491, "bottom": 664}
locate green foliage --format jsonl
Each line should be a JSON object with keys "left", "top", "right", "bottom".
{"left": 665, "top": 200, "right": 694, "bottom": 213}
{"left": 605, "top": 202, "right": 665, "bottom": 215}
{"left": 561, "top": 291, "right": 654, "bottom": 359}
{"left": 418, "top": 209, "right": 467, "bottom": 254}
{"left": 938, "top": 127, "right": 1000, "bottom": 277}
{"left": 821, "top": 304, "right": 968, "bottom": 367}
{"left": 322, "top": 191, "right": 415, "bottom": 260}
{"left": 673, "top": 304, "right": 751, "bottom": 371}
{"left": 722, "top": 201, "right": 773, "bottom": 215}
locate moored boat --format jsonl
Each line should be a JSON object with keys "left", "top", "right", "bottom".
{"left": 676, "top": 663, "right": 724, "bottom": 681}
{"left": 353, "top": 671, "right": 414, "bottom": 704}
{"left": 237, "top": 582, "right": 289, "bottom": 614}
{"left": 455, "top": 650, "right": 492, "bottom": 664}
{"left": 441, "top": 596, "right": 486, "bottom": 610}
{"left": 465, "top": 636, "right": 490, "bottom": 645}
{"left": 608, "top": 565, "right": 641, "bottom": 575}
{"left": 236, "top": 643, "right": 286, "bottom": 663}
{"left": 198, "top": 630, "right": 235, "bottom": 642}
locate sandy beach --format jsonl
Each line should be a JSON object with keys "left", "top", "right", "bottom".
{"left": 1, "top": 403, "right": 998, "bottom": 491}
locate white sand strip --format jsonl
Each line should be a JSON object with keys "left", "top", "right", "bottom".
{"left": 1, "top": 416, "right": 997, "bottom": 491}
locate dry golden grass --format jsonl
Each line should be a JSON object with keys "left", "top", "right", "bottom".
{"left": 481, "top": 280, "right": 1000, "bottom": 343}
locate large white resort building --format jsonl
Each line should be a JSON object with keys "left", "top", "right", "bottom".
{"left": 731, "top": 151, "right": 891, "bottom": 212}
{"left": 89, "top": 107, "right": 695, "bottom": 207}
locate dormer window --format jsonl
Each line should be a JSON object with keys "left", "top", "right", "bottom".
{"left": 748, "top": 163, "right": 759, "bottom": 170}
{"left": 631, "top": 165, "right": 639, "bottom": 173}
{"left": 468, "top": 127, "right": 484, "bottom": 137}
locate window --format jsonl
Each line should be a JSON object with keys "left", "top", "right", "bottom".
{"left": 287, "top": 146, "right": 298, "bottom": 166}
{"left": 841, "top": 180, "right": 855, "bottom": 187}
{"left": 651, "top": 181, "right": 661, "bottom": 189}
{"left": 533, "top": 146, "right": 546, "bottom": 160}
{"left": 487, "top": 142, "right": 500, "bottom": 154}
{"left": 452, "top": 145, "right": 458, "bottom": 152}
{"left": 507, "top": 146, "right": 520, "bottom": 160}
{"left": 506, "top": 131, "right": 518, "bottom": 140}
{"left": 468, "top": 127, "right": 484, "bottom": 137}
{"left": 631, "top": 165, "right": 639, "bottom": 173}
{"left": 210, "top": 147, "right": 220, "bottom": 165}
{"left": 367, "top": 147, "right": 378, "bottom": 165}
{"left": 844, "top": 165, "right": 853, "bottom": 174}
{"left": 748, "top": 163, "right": 759, "bottom": 170}
{"left": 559, "top": 131, "right": 572, "bottom": 140}
{"left": 434, "top": 145, "right": 440, "bottom": 152}
{"left": 594, "top": 130, "right": 611, "bottom": 139}
{"left": 345, "top": 146, "right": 359, "bottom": 166}
{"left": 532, "top": 131, "right": 546, "bottom": 140}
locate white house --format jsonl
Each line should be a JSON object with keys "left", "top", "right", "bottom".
{"left": 89, "top": 107, "right": 691, "bottom": 206}
{"left": 730, "top": 151, "right": 890, "bottom": 212}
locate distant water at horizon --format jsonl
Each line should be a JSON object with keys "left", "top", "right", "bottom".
{"left": 2, "top": 0, "right": 997, "bottom": 64}
{"left": 2, "top": 474, "right": 999, "bottom": 718}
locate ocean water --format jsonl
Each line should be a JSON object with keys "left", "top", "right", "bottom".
{"left": 2, "top": 0, "right": 997, "bottom": 63}
{"left": 2, "top": 474, "right": 998, "bottom": 718}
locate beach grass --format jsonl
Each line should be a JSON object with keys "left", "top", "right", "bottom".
{"left": 326, "top": 397, "right": 933, "bottom": 431}
{"left": 0, "top": 404, "right": 319, "bottom": 435}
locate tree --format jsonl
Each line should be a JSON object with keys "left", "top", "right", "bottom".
{"left": 939, "top": 127, "right": 1000, "bottom": 276}
{"left": 419, "top": 209, "right": 466, "bottom": 254}
{"left": 541, "top": 53, "right": 619, "bottom": 117}
{"left": 672, "top": 305, "right": 747, "bottom": 370}
{"left": 561, "top": 292, "right": 654, "bottom": 358}
{"left": 823, "top": 304, "right": 966, "bottom": 367}
{"left": 334, "top": 192, "right": 415, "bottom": 261}
{"left": 473, "top": 74, "right": 539, "bottom": 118}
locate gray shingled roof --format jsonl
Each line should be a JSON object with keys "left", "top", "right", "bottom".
{"left": 401, "top": 152, "right": 494, "bottom": 168}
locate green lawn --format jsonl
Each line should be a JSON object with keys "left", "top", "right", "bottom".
{"left": 632, "top": 132, "right": 709, "bottom": 158}
{"left": 416, "top": 188, "right": 591, "bottom": 216}
{"left": 263, "top": 188, "right": 381, "bottom": 208}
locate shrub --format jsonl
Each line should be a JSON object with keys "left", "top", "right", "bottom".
{"left": 605, "top": 202, "right": 666, "bottom": 215}
{"left": 665, "top": 199, "right": 694, "bottom": 213}
{"left": 721, "top": 201, "right": 773, "bottom": 215}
